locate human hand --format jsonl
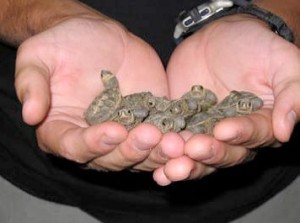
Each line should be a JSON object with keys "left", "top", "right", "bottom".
{"left": 15, "top": 16, "right": 177, "bottom": 172}
{"left": 154, "top": 14, "right": 300, "bottom": 185}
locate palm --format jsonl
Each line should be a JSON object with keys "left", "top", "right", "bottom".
{"left": 167, "top": 15, "right": 300, "bottom": 144}
{"left": 20, "top": 18, "right": 167, "bottom": 124}
{"left": 171, "top": 18, "right": 274, "bottom": 98}
{"left": 149, "top": 16, "right": 300, "bottom": 184}
{"left": 16, "top": 18, "right": 168, "bottom": 168}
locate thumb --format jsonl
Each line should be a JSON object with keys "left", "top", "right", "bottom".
{"left": 272, "top": 81, "right": 300, "bottom": 142}
{"left": 15, "top": 65, "right": 51, "bottom": 125}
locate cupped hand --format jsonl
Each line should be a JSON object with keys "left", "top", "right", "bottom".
{"left": 15, "top": 17, "right": 180, "bottom": 172}
{"left": 156, "top": 14, "right": 300, "bottom": 184}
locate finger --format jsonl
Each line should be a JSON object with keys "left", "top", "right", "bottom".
{"left": 179, "top": 130, "right": 193, "bottom": 141}
{"left": 272, "top": 80, "right": 300, "bottom": 142}
{"left": 15, "top": 65, "right": 51, "bottom": 125}
{"left": 185, "top": 134, "right": 253, "bottom": 168}
{"left": 188, "top": 164, "right": 216, "bottom": 181}
{"left": 201, "top": 144, "right": 255, "bottom": 168}
{"left": 153, "top": 156, "right": 194, "bottom": 186}
{"left": 132, "top": 132, "right": 185, "bottom": 171}
{"left": 213, "top": 109, "right": 275, "bottom": 148}
{"left": 37, "top": 121, "right": 128, "bottom": 163}
{"left": 161, "top": 156, "right": 195, "bottom": 182}
{"left": 271, "top": 48, "right": 300, "bottom": 142}
{"left": 91, "top": 124, "right": 162, "bottom": 171}
{"left": 185, "top": 134, "right": 216, "bottom": 161}
{"left": 153, "top": 166, "right": 172, "bottom": 186}
{"left": 153, "top": 156, "right": 215, "bottom": 186}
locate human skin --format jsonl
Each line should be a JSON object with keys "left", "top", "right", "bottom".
{"left": 1, "top": 0, "right": 300, "bottom": 185}
{"left": 1, "top": 0, "right": 185, "bottom": 173}
{"left": 154, "top": 0, "right": 300, "bottom": 185}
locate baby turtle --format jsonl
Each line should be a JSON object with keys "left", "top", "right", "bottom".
{"left": 84, "top": 71, "right": 264, "bottom": 135}
{"left": 216, "top": 91, "right": 264, "bottom": 116}
{"left": 121, "top": 92, "right": 157, "bottom": 112}
{"left": 111, "top": 107, "right": 149, "bottom": 130}
{"left": 113, "top": 92, "right": 171, "bottom": 129}
{"left": 166, "top": 98, "right": 198, "bottom": 119}
{"left": 144, "top": 112, "right": 186, "bottom": 133}
{"left": 186, "top": 91, "right": 264, "bottom": 134}
{"left": 163, "top": 85, "right": 217, "bottom": 120}
{"left": 84, "top": 70, "right": 122, "bottom": 125}
{"left": 181, "top": 85, "right": 217, "bottom": 112}
{"left": 149, "top": 96, "right": 172, "bottom": 114}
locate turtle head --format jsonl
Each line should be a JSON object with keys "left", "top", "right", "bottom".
{"left": 100, "top": 70, "right": 119, "bottom": 89}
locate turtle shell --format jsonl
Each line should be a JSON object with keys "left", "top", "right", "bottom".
{"left": 84, "top": 70, "right": 122, "bottom": 125}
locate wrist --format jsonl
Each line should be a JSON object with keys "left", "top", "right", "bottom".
{"left": 0, "top": 0, "right": 106, "bottom": 46}
{"left": 199, "top": 13, "right": 276, "bottom": 43}
{"left": 253, "top": 0, "right": 300, "bottom": 46}
{"left": 214, "top": 13, "right": 269, "bottom": 28}
{"left": 174, "top": 1, "right": 295, "bottom": 45}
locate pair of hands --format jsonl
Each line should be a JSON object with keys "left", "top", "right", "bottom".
{"left": 15, "top": 14, "right": 300, "bottom": 186}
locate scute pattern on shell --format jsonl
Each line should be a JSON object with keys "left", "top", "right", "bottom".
{"left": 84, "top": 70, "right": 122, "bottom": 125}
{"left": 84, "top": 70, "right": 264, "bottom": 134}
{"left": 185, "top": 91, "right": 264, "bottom": 134}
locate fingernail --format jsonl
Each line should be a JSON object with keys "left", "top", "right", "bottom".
{"left": 227, "top": 134, "right": 241, "bottom": 144}
{"left": 132, "top": 136, "right": 153, "bottom": 151}
{"left": 281, "top": 110, "right": 297, "bottom": 141}
{"left": 287, "top": 110, "right": 297, "bottom": 129}
{"left": 21, "top": 91, "right": 29, "bottom": 103}
{"left": 158, "top": 148, "right": 168, "bottom": 160}
{"left": 202, "top": 144, "right": 216, "bottom": 161}
{"left": 101, "top": 135, "right": 122, "bottom": 146}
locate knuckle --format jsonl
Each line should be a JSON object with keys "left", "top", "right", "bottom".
{"left": 122, "top": 153, "right": 143, "bottom": 163}
{"left": 211, "top": 147, "right": 227, "bottom": 165}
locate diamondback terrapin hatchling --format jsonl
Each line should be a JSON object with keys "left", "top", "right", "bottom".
{"left": 121, "top": 92, "right": 155, "bottom": 109}
{"left": 84, "top": 70, "right": 122, "bottom": 125}
{"left": 143, "top": 112, "right": 186, "bottom": 133}
{"left": 216, "top": 91, "right": 264, "bottom": 116}
{"left": 181, "top": 85, "right": 218, "bottom": 112}
{"left": 109, "top": 92, "right": 153, "bottom": 129}
{"left": 186, "top": 91, "right": 264, "bottom": 134}
{"left": 111, "top": 107, "right": 149, "bottom": 130}
{"left": 149, "top": 96, "right": 172, "bottom": 114}
{"left": 113, "top": 92, "right": 171, "bottom": 129}
{"left": 164, "top": 85, "right": 217, "bottom": 120}
{"left": 165, "top": 98, "right": 198, "bottom": 119}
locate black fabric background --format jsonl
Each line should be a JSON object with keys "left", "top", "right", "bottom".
{"left": 0, "top": 1, "right": 299, "bottom": 222}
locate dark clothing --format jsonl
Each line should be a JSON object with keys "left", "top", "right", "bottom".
{"left": 0, "top": 1, "right": 299, "bottom": 222}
